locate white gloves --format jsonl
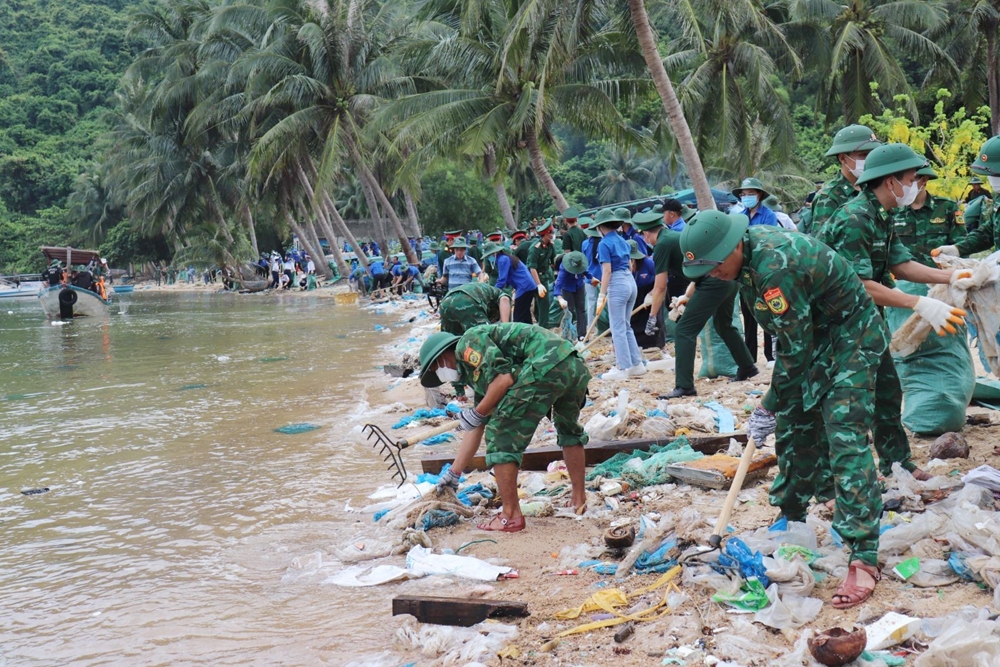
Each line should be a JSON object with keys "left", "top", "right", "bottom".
{"left": 642, "top": 292, "right": 653, "bottom": 308}
{"left": 914, "top": 296, "right": 967, "bottom": 335}
{"left": 951, "top": 270, "right": 976, "bottom": 291}
{"left": 748, "top": 406, "right": 776, "bottom": 443}
{"left": 931, "top": 245, "right": 959, "bottom": 257}
{"left": 536, "top": 284, "right": 547, "bottom": 298}
{"left": 557, "top": 296, "right": 568, "bottom": 309}
{"left": 596, "top": 292, "right": 607, "bottom": 314}
{"left": 668, "top": 295, "right": 688, "bottom": 322}
{"left": 435, "top": 467, "right": 461, "bottom": 494}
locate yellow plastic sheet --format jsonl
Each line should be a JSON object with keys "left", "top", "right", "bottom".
{"left": 553, "top": 565, "right": 682, "bottom": 638}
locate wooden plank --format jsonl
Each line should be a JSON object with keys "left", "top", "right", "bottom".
{"left": 392, "top": 595, "right": 529, "bottom": 627}
{"left": 419, "top": 433, "right": 747, "bottom": 474}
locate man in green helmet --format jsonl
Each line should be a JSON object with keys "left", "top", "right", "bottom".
{"left": 803, "top": 124, "right": 882, "bottom": 235}
{"left": 560, "top": 206, "right": 586, "bottom": 254}
{"left": 933, "top": 136, "right": 1000, "bottom": 258}
{"left": 891, "top": 165, "right": 965, "bottom": 267}
{"left": 438, "top": 281, "right": 512, "bottom": 335}
{"left": 419, "top": 324, "right": 590, "bottom": 531}
{"left": 526, "top": 219, "right": 556, "bottom": 328}
{"left": 965, "top": 176, "right": 989, "bottom": 203}
{"left": 680, "top": 209, "right": 887, "bottom": 609}
{"left": 816, "top": 143, "right": 969, "bottom": 483}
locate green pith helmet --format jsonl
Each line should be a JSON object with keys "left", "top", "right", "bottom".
{"left": 681, "top": 205, "right": 697, "bottom": 222}
{"left": 855, "top": 143, "right": 927, "bottom": 186}
{"left": 594, "top": 208, "right": 624, "bottom": 228}
{"left": 680, "top": 210, "right": 750, "bottom": 280}
{"left": 537, "top": 219, "right": 554, "bottom": 234}
{"left": 970, "top": 177, "right": 984, "bottom": 185}
{"left": 482, "top": 241, "right": 502, "bottom": 259}
{"left": 627, "top": 240, "right": 646, "bottom": 260}
{"left": 763, "top": 195, "right": 782, "bottom": 211}
{"left": 49, "top": 259, "right": 62, "bottom": 268}
{"left": 916, "top": 165, "right": 938, "bottom": 180}
{"left": 562, "top": 251, "right": 588, "bottom": 274}
{"left": 419, "top": 332, "right": 460, "bottom": 387}
{"left": 614, "top": 207, "right": 632, "bottom": 224}
{"left": 430, "top": 242, "right": 440, "bottom": 251}
{"left": 731, "top": 177, "right": 770, "bottom": 200}
{"left": 632, "top": 210, "right": 664, "bottom": 231}
{"left": 971, "top": 136, "right": 1000, "bottom": 177}
{"left": 580, "top": 216, "right": 601, "bottom": 237}
{"left": 825, "top": 124, "right": 882, "bottom": 157}
{"left": 451, "top": 236, "right": 469, "bottom": 249}
{"left": 562, "top": 205, "right": 580, "bottom": 219}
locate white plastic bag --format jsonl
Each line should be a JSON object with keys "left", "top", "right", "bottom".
{"left": 913, "top": 617, "right": 1000, "bottom": 666}
{"left": 764, "top": 556, "right": 816, "bottom": 596}
{"left": 753, "top": 584, "right": 822, "bottom": 630}
{"left": 584, "top": 389, "right": 630, "bottom": 440}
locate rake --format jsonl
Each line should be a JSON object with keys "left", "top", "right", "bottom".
{"left": 363, "top": 420, "right": 460, "bottom": 487}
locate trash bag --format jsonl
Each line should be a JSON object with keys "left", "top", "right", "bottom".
{"left": 584, "top": 390, "right": 631, "bottom": 441}
{"left": 912, "top": 616, "right": 1000, "bottom": 667}
{"left": 698, "top": 309, "right": 744, "bottom": 378}
{"left": 885, "top": 279, "right": 974, "bottom": 435}
{"left": 717, "top": 537, "right": 771, "bottom": 587}
{"left": 559, "top": 309, "right": 576, "bottom": 342}
{"left": 753, "top": 584, "right": 822, "bottom": 630}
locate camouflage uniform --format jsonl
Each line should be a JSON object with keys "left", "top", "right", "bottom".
{"left": 807, "top": 172, "right": 856, "bottom": 236}
{"left": 891, "top": 194, "right": 965, "bottom": 267}
{"left": 738, "top": 227, "right": 884, "bottom": 567}
{"left": 816, "top": 189, "right": 916, "bottom": 476}
{"left": 454, "top": 323, "right": 590, "bottom": 467}
{"left": 527, "top": 239, "right": 556, "bottom": 328}
{"left": 962, "top": 195, "right": 990, "bottom": 233}
{"left": 956, "top": 197, "right": 1000, "bottom": 255}
{"left": 438, "top": 282, "right": 504, "bottom": 335}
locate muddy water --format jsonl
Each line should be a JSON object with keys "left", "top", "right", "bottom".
{"left": 0, "top": 292, "right": 410, "bottom": 665}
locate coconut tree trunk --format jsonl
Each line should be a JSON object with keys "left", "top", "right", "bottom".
{"left": 628, "top": 0, "right": 715, "bottom": 211}
{"left": 485, "top": 146, "right": 517, "bottom": 231}
{"left": 357, "top": 174, "right": 389, "bottom": 255}
{"left": 403, "top": 189, "right": 421, "bottom": 237}
{"left": 286, "top": 209, "right": 333, "bottom": 280}
{"left": 242, "top": 203, "right": 260, "bottom": 257}
{"left": 322, "top": 192, "right": 369, "bottom": 269}
{"left": 989, "top": 29, "right": 1000, "bottom": 136}
{"left": 343, "top": 130, "right": 418, "bottom": 264}
{"left": 524, "top": 130, "right": 569, "bottom": 211}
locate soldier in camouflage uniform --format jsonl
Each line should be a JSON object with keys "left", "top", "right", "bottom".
{"left": 802, "top": 125, "right": 882, "bottom": 236}
{"left": 818, "top": 144, "right": 968, "bottom": 483}
{"left": 891, "top": 166, "right": 965, "bottom": 266}
{"left": 419, "top": 324, "right": 590, "bottom": 531}
{"left": 526, "top": 219, "right": 556, "bottom": 328}
{"left": 438, "top": 281, "right": 511, "bottom": 335}
{"left": 681, "top": 210, "right": 886, "bottom": 608}
{"left": 933, "top": 136, "right": 1000, "bottom": 258}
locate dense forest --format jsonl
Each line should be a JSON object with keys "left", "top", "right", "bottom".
{"left": 2, "top": 0, "right": 999, "bottom": 275}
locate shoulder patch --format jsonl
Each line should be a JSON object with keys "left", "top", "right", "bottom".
{"left": 956, "top": 217, "right": 966, "bottom": 225}
{"left": 754, "top": 300, "right": 768, "bottom": 311}
{"left": 463, "top": 348, "right": 482, "bottom": 367}
{"left": 930, "top": 217, "right": 945, "bottom": 225}
{"left": 763, "top": 287, "right": 789, "bottom": 315}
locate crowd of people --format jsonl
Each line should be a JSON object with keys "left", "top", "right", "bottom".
{"left": 413, "top": 128, "right": 1000, "bottom": 612}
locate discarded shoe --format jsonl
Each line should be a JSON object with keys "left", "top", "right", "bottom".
{"left": 477, "top": 514, "right": 526, "bottom": 532}
{"left": 658, "top": 387, "right": 697, "bottom": 399}
{"left": 730, "top": 365, "right": 759, "bottom": 382}
{"left": 602, "top": 367, "right": 630, "bottom": 381}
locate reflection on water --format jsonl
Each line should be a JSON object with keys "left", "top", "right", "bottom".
{"left": 0, "top": 293, "right": 408, "bottom": 665}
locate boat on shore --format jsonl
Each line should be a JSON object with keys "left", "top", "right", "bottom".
{"left": 112, "top": 284, "right": 134, "bottom": 294}
{"left": 0, "top": 275, "right": 45, "bottom": 299}
{"left": 36, "top": 247, "right": 112, "bottom": 319}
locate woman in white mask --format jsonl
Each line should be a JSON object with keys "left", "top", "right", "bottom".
{"left": 933, "top": 135, "right": 1000, "bottom": 259}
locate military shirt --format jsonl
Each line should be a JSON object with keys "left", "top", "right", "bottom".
{"left": 891, "top": 193, "right": 964, "bottom": 267}
{"left": 808, "top": 172, "right": 857, "bottom": 236}
{"left": 737, "top": 227, "right": 889, "bottom": 412}
{"left": 468, "top": 244, "right": 483, "bottom": 263}
{"left": 818, "top": 188, "right": 912, "bottom": 288}
{"left": 562, "top": 225, "right": 587, "bottom": 254}
{"left": 439, "top": 282, "right": 504, "bottom": 335}
{"left": 956, "top": 197, "right": 1000, "bottom": 255}
{"left": 455, "top": 323, "right": 576, "bottom": 398}
{"left": 652, "top": 228, "right": 684, "bottom": 276}
{"left": 963, "top": 195, "right": 989, "bottom": 233}
{"left": 514, "top": 239, "right": 532, "bottom": 264}
{"left": 526, "top": 238, "right": 556, "bottom": 281}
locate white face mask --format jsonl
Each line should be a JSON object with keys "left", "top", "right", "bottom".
{"left": 894, "top": 177, "right": 920, "bottom": 207}
{"left": 436, "top": 366, "right": 459, "bottom": 383}
{"left": 847, "top": 157, "right": 865, "bottom": 179}
{"left": 988, "top": 176, "right": 1000, "bottom": 191}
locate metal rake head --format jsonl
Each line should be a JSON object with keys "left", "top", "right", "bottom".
{"left": 363, "top": 423, "right": 408, "bottom": 487}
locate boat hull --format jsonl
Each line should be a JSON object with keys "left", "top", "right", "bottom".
{"left": 0, "top": 281, "right": 45, "bottom": 299}
{"left": 112, "top": 284, "right": 134, "bottom": 293}
{"left": 38, "top": 285, "right": 111, "bottom": 319}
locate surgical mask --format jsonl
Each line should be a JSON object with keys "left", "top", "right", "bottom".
{"left": 740, "top": 195, "right": 758, "bottom": 209}
{"left": 436, "top": 367, "right": 459, "bottom": 383}
{"left": 988, "top": 176, "right": 1000, "bottom": 191}
{"left": 894, "top": 178, "right": 919, "bottom": 207}
{"left": 848, "top": 158, "right": 865, "bottom": 179}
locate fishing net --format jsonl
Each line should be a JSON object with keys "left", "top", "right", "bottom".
{"left": 560, "top": 309, "right": 577, "bottom": 341}
{"left": 585, "top": 435, "right": 703, "bottom": 487}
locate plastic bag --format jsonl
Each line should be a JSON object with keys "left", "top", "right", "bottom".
{"left": 753, "top": 584, "right": 822, "bottom": 630}
{"left": 878, "top": 510, "right": 948, "bottom": 557}
{"left": 713, "top": 577, "right": 770, "bottom": 611}
{"left": 641, "top": 416, "right": 676, "bottom": 439}
{"left": 763, "top": 556, "right": 816, "bottom": 596}
{"left": 698, "top": 311, "right": 744, "bottom": 378}
{"left": 584, "top": 389, "right": 630, "bottom": 440}
{"left": 885, "top": 557, "right": 959, "bottom": 588}
{"left": 620, "top": 445, "right": 703, "bottom": 488}
{"left": 717, "top": 537, "right": 771, "bottom": 587}
{"left": 913, "top": 616, "right": 1000, "bottom": 667}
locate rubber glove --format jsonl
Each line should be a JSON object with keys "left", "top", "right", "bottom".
{"left": 644, "top": 315, "right": 658, "bottom": 337}
{"left": 642, "top": 292, "right": 654, "bottom": 308}
{"left": 748, "top": 406, "right": 776, "bottom": 443}
{"left": 914, "top": 296, "right": 967, "bottom": 335}
{"left": 536, "top": 283, "right": 547, "bottom": 298}
{"left": 931, "top": 245, "right": 959, "bottom": 257}
{"left": 596, "top": 292, "right": 607, "bottom": 315}
{"left": 458, "top": 406, "right": 484, "bottom": 431}
{"left": 557, "top": 296, "right": 568, "bottom": 309}
{"left": 951, "top": 270, "right": 976, "bottom": 291}
{"left": 435, "top": 467, "right": 461, "bottom": 494}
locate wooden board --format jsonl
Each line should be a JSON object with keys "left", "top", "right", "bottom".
{"left": 392, "top": 595, "right": 529, "bottom": 627}
{"left": 663, "top": 452, "right": 778, "bottom": 490}
{"left": 419, "top": 433, "right": 747, "bottom": 474}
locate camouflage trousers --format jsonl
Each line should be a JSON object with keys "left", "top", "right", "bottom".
{"left": 484, "top": 354, "right": 590, "bottom": 467}
{"left": 808, "top": 349, "right": 913, "bottom": 502}
{"left": 768, "top": 364, "right": 882, "bottom": 566}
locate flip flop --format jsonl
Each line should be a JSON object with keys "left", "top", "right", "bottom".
{"left": 476, "top": 514, "right": 526, "bottom": 532}
{"left": 831, "top": 561, "right": 880, "bottom": 609}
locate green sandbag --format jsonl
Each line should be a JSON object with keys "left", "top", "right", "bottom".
{"left": 886, "top": 280, "right": 974, "bottom": 435}
{"left": 698, "top": 309, "right": 744, "bottom": 379}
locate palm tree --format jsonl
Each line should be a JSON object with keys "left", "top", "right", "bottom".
{"left": 68, "top": 166, "right": 122, "bottom": 246}
{"left": 788, "top": 0, "right": 954, "bottom": 122}
{"left": 593, "top": 149, "right": 653, "bottom": 203}
{"left": 626, "top": 0, "right": 715, "bottom": 210}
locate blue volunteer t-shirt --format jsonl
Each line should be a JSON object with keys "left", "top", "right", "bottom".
{"left": 553, "top": 265, "right": 584, "bottom": 295}
{"left": 633, "top": 256, "right": 656, "bottom": 289}
{"left": 494, "top": 253, "right": 536, "bottom": 297}
{"left": 598, "top": 231, "right": 631, "bottom": 272}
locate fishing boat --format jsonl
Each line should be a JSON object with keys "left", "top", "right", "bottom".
{"left": 112, "top": 284, "right": 134, "bottom": 294}
{"left": 0, "top": 275, "right": 45, "bottom": 299}
{"left": 36, "top": 247, "right": 112, "bottom": 319}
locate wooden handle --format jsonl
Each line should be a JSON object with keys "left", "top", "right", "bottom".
{"left": 396, "top": 420, "right": 461, "bottom": 448}
{"left": 710, "top": 436, "right": 756, "bottom": 546}
{"left": 579, "top": 303, "right": 650, "bottom": 352}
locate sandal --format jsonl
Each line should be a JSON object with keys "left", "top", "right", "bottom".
{"left": 477, "top": 514, "right": 526, "bottom": 532}
{"left": 832, "top": 561, "right": 880, "bottom": 609}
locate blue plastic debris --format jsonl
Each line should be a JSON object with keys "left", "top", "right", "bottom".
{"left": 716, "top": 537, "right": 770, "bottom": 587}
{"left": 646, "top": 409, "right": 669, "bottom": 418}
{"left": 768, "top": 516, "right": 788, "bottom": 532}
{"left": 392, "top": 407, "right": 450, "bottom": 429}
{"left": 634, "top": 538, "right": 678, "bottom": 574}
{"left": 274, "top": 423, "right": 320, "bottom": 434}
{"left": 373, "top": 508, "right": 390, "bottom": 522}
{"left": 415, "top": 463, "right": 464, "bottom": 486}
{"left": 420, "top": 433, "right": 456, "bottom": 446}
{"left": 421, "top": 509, "right": 459, "bottom": 530}
{"left": 456, "top": 483, "right": 493, "bottom": 506}
{"left": 703, "top": 401, "right": 735, "bottom": 433}
{"left": 830, "top": 527, "right": 844, "bottom": 548}
{"left": 374, "top": 324, "right": 387, "bottom": 331}
{"left": 949, "top": 552, "right": 976, "bottom": 581}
